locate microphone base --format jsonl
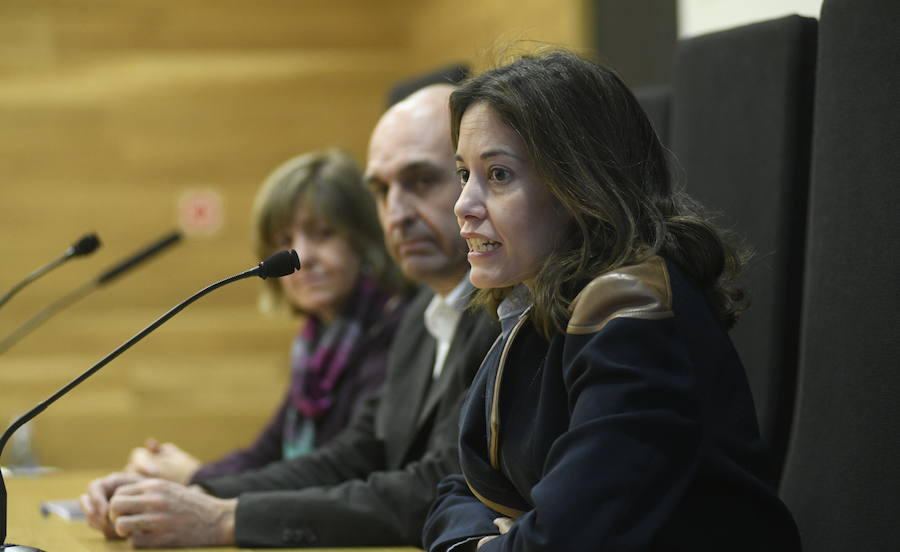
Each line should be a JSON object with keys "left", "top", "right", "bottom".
{"left": 1, "top": 545, "right": 46, "bottom": 551}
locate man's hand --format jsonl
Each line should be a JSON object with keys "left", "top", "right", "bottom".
{"left": 125, "top": 438, "right": 201, "bottom": 484}
{"left": 80, "top": 472, "right": 146, "bottom": 539}
{"left": 105, "top": 478, "right": 237, "bottom": 548}
{"left": 477, "top": 517, "right": 514, "bottom": 549}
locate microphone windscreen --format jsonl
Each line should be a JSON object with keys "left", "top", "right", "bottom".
{"left": 71, "top": 233, "right": 101, "bottom": 257}
{"left": 257, "top": 249, "right": 301, "bottom": 279}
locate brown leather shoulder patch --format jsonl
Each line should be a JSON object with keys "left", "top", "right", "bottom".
{"left": 566, "top": 255, "right": 673, "bottom": 335}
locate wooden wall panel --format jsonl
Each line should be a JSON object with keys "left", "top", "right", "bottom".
{"left": 0, "top": 0, "right": 586, "bottom": 470}
{"left": 405, "top": 0, "right": 589, "bottom": 73}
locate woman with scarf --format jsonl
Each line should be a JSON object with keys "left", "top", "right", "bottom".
{"left": 125, "top": 148, "right": 409, "bottom": 484}
{"left": 422, "top": 51, "right": 801, "bottom": 551}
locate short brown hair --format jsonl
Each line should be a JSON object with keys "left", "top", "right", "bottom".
{"left": 252, "top": 148, "right": 406, "bottom": 313}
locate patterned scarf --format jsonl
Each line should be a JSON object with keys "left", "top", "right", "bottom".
{"left": 282, "top": 276, "right": 387, "bottom": 459}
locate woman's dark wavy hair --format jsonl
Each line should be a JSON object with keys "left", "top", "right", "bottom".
{"left": 450, "top": 50, "right": 748, "bottom": 337}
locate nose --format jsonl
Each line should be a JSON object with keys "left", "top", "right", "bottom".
{"left": 454, "top": 180, "right": 485, "bottom": 224}
{"left": 385, "top": 185, "right": 416, "bottom": 230}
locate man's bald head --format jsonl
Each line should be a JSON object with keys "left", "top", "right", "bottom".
{"left": 368, "top": 84, "right": 455, "bottom": 169}
{"left": 365, "top": 85, "right": 468, "bottom": 295}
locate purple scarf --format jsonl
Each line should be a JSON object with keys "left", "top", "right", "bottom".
{"left": 283, "top": 276, "right": 387, "bottom": 457}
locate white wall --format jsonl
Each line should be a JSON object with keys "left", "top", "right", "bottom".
{"left": 678, "top": 0, "right": 824, "bottom": 38}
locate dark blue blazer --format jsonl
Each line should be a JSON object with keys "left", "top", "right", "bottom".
{"left": 423, "top": 256, "right": 801, "bottom": 551}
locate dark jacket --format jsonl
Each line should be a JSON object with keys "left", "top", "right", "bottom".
{"left": 190, "top": 293, "right": 407, "bottom": 483}
{"left": 198, "top": 286, "right": 498, "bottom": 548}
{"left": 424, "top": 256, "right": 801, "bottom": 552}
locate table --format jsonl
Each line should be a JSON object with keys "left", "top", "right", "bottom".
{"left": 4, "top": 470, "right": 422, "bottom": 551}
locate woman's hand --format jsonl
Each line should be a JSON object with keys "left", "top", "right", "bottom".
{"left": 477, "top": 517, "right": 514, "bottom": 549}
{"left": 124, "top": 438, "right": 201, "bottom": 484}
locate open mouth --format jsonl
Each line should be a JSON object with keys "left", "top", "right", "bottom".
{"left": 466, "top": 237, "right": 501, "bottom": 252}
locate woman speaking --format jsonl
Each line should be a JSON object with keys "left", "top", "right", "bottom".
{"left": 423, "top": 51, "right": 801, "bottom": 551}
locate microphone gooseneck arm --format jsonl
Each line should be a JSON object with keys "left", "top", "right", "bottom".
{"left": 0, "top": 249, "right": 300, "bottom": 547}
{"left": 95, "top": 231, "right": 180, "bottom": 286}
{"left": 0, "top": 281, "right": 97, "bottom": 355}
{"left": 0, "top": 270, "right": 249, "bottom": 455}
{"left": 0, "top": 233, "right": 101, "bottom": 309}
{"left": 0, "top": 256, "right": 68, "bottom": 309}
{"left": 0, "top": 231, "right": 182, "bottom": 355}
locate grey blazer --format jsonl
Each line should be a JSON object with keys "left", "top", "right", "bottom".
{"left": 198, "top": 286, "right": 498, "bottom": 548}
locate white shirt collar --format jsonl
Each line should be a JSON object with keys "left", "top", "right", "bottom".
{"left": 424, "top": 275, "right": 472, "bottom": 343}
{"left": 424, "top": 274, "right": 474, "bottom": 378}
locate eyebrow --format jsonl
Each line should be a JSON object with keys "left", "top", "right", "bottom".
{"left": 400, "top": 160, "right": 443, "bottom": 173}
{"left": 366, "top": 160, "right": 442, "bottom": 185}
{"left": 455, "top": 149, "right": 526, "bottom": 162}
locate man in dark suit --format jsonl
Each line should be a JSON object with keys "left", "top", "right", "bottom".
{"left": 80, "top": 84, "right": 498, "bottom": 548}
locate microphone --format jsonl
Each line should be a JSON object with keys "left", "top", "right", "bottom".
{"left": 0, "top": 249, "right": 301, "bottom": 551}
{"left": 0, "top": 233, "right": 101, "bottom": 309}
{"left": 95, "top": 230, "right": 181, "bottom": 286}
{"left": 254, "top": 248, "right": 302, "bottom": 279}
{"left": 67, "top": 234, "right": 102, "bottom": 258}
{"left": 0, "top": 231, "right": 182, "bottom": 355}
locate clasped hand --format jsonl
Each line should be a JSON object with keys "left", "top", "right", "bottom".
{"left": 80, "top": 472, "right": 237, "bottom": 548}
{"left": 477, "top": 517, "right": 513, "bottom": 549}
{"left": 125, "top": 438, "right": 201, "bottom": 484}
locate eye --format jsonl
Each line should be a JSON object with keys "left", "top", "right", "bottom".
{"left": 274, "top": 233, "right": 292, "bottom": 249}
{"left": 456, "top": 168, "right": 470, "bottom": 186}
{"left": 367, "top": 181, "right": 388, "bottom": 200}
{"left": 489, "top": 167, "right": 511, "bottom": 182}
{"left": 313, "top": 225, "right": 335, "bottom": 240}
{"left": 413, "top": 174, "right": 436, "bottom": 192}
